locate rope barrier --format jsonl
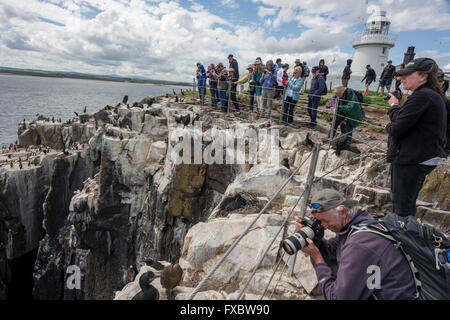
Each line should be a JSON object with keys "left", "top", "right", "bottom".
{"left": 185, "top": 79, "right": 393, "bottom": 300}
{"left": 194, "top": 81, "right": 387, "bottom": 131}
{"left": 186, "top": 151, "right": 313, "bottom": 300}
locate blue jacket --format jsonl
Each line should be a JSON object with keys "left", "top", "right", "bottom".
{"left": 309, "top": 74, "right": 326, "bottom": 97}
{"left": 196, "top": 64, "right": 207, "bottom": 88}
{"left": 261, "top": 60, "right": 277, "bottom": 90}
{"left": 284, "top": 76, "right": 304, "bottom": 101}
{"left": 229, "top": 59, "right": 239, "bottom": 81}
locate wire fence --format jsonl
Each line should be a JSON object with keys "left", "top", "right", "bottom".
{"left": 186, "top": 122, "right": 386, "bottom": 300}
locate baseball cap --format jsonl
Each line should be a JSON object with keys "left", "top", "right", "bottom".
{"left": 309, "top": 189, "right": 359, "bottom": 214}
{"left": 311, "top": 66, "right": 320, "bottom": 73}
{"left": 396, "top": 58, "right": 436, "bottom": 76}
{"left": 228, "top": 54, "right": 234, "bottom": 58}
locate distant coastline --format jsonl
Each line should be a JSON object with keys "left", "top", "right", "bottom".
{"left": 0, "top": 67, "right": 191, "bottom": 87}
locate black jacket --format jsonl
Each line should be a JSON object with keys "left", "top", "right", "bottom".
{"left": 380, "top": 65, "right": 396, "bottom": 80}
{"left": 342, "top": 65, "right": 352, "bottom": 80}
{"left": 362, "top": 68, "right": 376, "bottom": 82}
{"left": 386, "top": 84, "right": 447, "bottom": 164}
{"left": 319, "top": 65, "right": 329, "bottom": 81}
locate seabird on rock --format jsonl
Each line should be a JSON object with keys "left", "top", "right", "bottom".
{"left": 74, "top": 112, "right": 79, "bottom": 117}
{"left": 165, "top": 93, "right": 169, "bottom": 98}
{"left": 123, "top": 95, "right": 128, "bottom": 104}
{"left": 160, "top": 263, "right": 183, "bottom": 300}
{"left": 175, "top": 96, "right": 179, "bottom": 103}
{"left": 172, "top": 89, "right": 176, "bottom": 95}
{"left": 304, "top": 132, "right": 315, "bottom": 149}
{"left": 182, "top": 114, "right": 190, "bottom": 128}
{"left": 52, "top": 117, "right": 55, "bottom": 123}
{"left": 132, "top": 271, "right": 159, "bottom": 300}
{"left": 10, "top": 161, "right": 13, "bottom": 168}
{"left": 83, "top": 106, "right": 87, "bottom": 113}
{"left": 180, "top": 90, "right": 184, "bottom": 96}
{"left": 192, "top": 113, "right": 200, "bottom": 126}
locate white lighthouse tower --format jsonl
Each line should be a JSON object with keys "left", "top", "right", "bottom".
{"left": 352, "top": 10, "right": 397, "bottom": 77}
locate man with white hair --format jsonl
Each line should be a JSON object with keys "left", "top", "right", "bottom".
{"left": 295, "top": 188, "right": 416, "bottom": 300}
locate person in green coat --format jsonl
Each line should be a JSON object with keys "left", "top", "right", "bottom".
{"left": 327, "top": 85, "right": 365, "bottom": 143}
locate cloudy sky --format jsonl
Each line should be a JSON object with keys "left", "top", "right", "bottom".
{"left": 1, "top": 0, "right": 449, "bottom": 82}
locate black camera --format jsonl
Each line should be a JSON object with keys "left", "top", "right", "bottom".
{"left": 282, "top": 216, "right": 324, "bottom": 255}
{"left": 384, "top": 90, "right": 403, "bottom": 101}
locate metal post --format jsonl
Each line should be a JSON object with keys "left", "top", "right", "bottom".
{"left": 329, "top": 81, "right": 332, "bottom": 93}
{"left": 288, "top": 144, "right": 320, "bottom": 276}
{"left": 193, "top": 78, "right": 196, "bottom": 105}
{"left": 227, "top": 81, "right": 231, "bottom": 115}
{"left": 328, "top": 97, "right": 339, "bottom": 148}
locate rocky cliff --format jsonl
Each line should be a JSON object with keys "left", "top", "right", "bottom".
{"left": 1, "top": 95, "right": 449, "bottom": 300}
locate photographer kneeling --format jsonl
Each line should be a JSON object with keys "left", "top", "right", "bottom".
{"left": 293, "top": 189, "right": 416, "bottom": 300}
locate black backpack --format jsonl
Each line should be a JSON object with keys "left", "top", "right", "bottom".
{"left": 349, "top": 212, "right": 450, "bottom": 300}
{"left": 354, "top": 90, "right": 364, "bottom": 104}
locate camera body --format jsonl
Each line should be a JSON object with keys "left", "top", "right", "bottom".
{"left": 282, "top": 216, "right": 325, "bottom": 255}
{"left": 384, "top": 90, "right": 403, "bottom": 101}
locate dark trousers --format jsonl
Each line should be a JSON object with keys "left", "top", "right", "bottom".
{"left": 229, "top": 84, "right": 240, "bottom": 111}
{"left": 328, "top": 116, "right": 354, "bottom": 142}
{"left": 282, "top": 96, "right": 297, "bottom": 124}
{"left": 308, "top": 96, "right": 321, "bottom": 124}
{"left": 218, "top": 89, "right": 228, "bottom": 112}
{"left": 390, "top": 163, "right": 436, "bottom": 217}
{"left": 249, "top": 89, "right": 255, "bottom": 111}
{"left": 274, "top": 85, "right": 283, "bottom": 99}
{"left": 210, "top": 83, "right": 218, "bottom": 106}
{"left": 198, "top": 86, "right": 206, "bottom": 106}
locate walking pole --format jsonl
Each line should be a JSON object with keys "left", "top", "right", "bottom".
{"left": 288, "top": 145, "right": 320, "bottom": 276}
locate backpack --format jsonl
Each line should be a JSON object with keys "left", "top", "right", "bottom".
{"left": 302, "top": 65, "right": 310, "bottom": 78}
{"left": 354, "top": 90, "right": 364, "bottom": 104}
{"left": 348, "top": 212, "right": 450, "bottom": 300}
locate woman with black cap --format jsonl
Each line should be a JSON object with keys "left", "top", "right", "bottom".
{"left": 386, "top": 58, "right": 447, "bottom": 217}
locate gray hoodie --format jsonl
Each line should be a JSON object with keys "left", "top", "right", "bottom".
{"left": 314, "top": 210, "right": 416, "bottom": 300}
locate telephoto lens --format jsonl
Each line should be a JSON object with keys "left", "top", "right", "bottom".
{"left": 282, "top": 216, "right": 324, "bottom": 255}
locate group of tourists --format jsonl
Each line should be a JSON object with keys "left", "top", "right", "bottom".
{"left": 195, "top": 55, "right": 450, "bottom": 301}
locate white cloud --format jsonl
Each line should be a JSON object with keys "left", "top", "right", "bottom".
{"left": 258, "top": 6, "right": 276, "bottom": 18}
{"left": 220, "top": 0, "right": 239, "bottom": 9}
{"left": 1, "top": 0, "right": 448, "bottom": 82}
{"left": 443, "top": 64, "right": 450, "bottom": 71}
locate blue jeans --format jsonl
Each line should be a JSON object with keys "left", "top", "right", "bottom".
{"left": 308, "top": 96, "right": 321, "bottom": 124}
{"left": 198, "top": 86, "right": 206, "bottom": 106}
{"left": 210, "top": 83, "right": 218, "bottom": 106}
{"left": 328, "top": 115, "right": 354, "bottom": 142}
{"left": 249, "top": 88, "right": 255, "bottom": 111}
{"left": 229, "top": 84, "right": 240, "bottom": 111}
{"left": 282, "top": 96, "right": 297, "bottom": 124}
{"left": 219, "top": 89, "right": 228, "bottom": 112}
